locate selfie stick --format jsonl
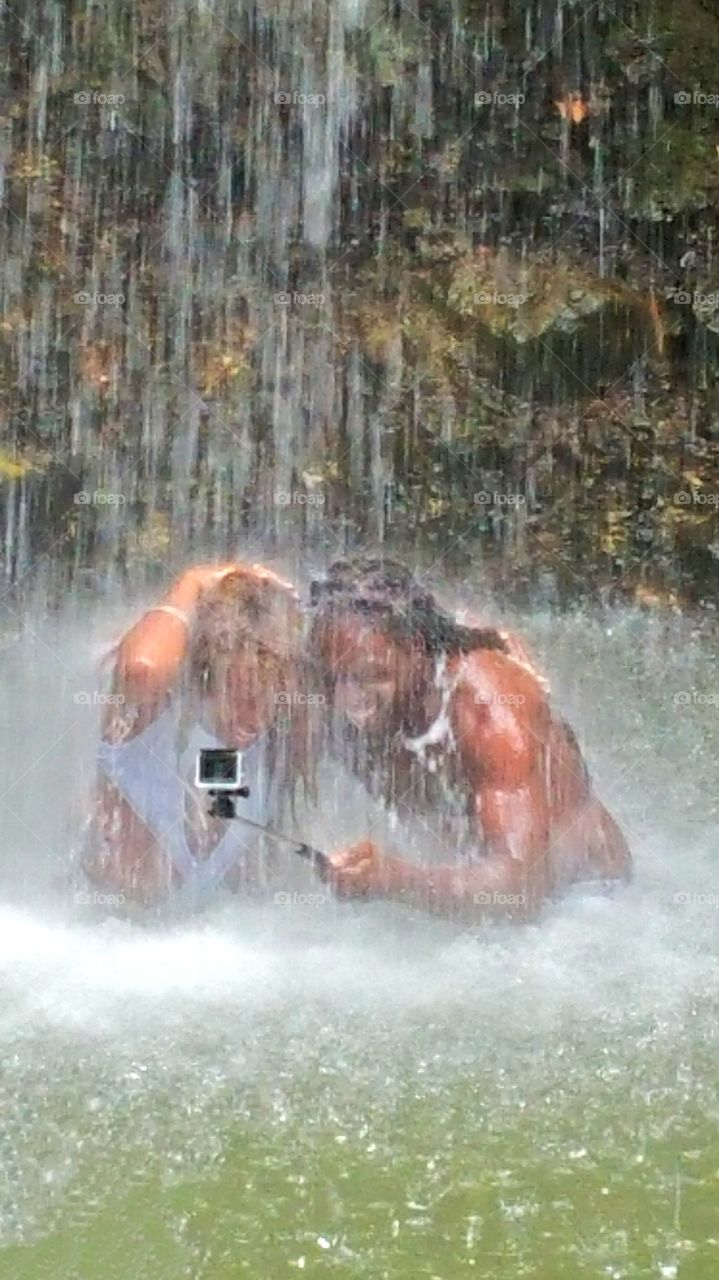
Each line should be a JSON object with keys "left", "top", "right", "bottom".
{"left": 228, "top": 811, "right": 329, "bottom": 875}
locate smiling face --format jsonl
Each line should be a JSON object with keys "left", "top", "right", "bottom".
{"left": 317, "top": 615, "right": 431, "bottom": 734}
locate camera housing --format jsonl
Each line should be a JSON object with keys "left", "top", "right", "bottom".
{"left": 195, "top": 748, "right": 245, "bottom": 792}
{"left": 196, "top": 748, "right": 251, "bottom": 819}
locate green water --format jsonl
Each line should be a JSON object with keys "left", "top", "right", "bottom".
{"left": 1, "top": 607, "right": 717, "bottom": 1279}
{"left": 1, "top": 912, "right": 717, "bottom": 1279}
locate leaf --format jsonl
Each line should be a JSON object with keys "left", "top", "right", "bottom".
{"left": 555, "top": 94, "right": 589, "bottom": 124}
{"left": 0, "top": 450, "right": 45, "bottom": 479}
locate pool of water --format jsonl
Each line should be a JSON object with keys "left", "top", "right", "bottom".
{"left": 0, "top": 601, "right": 717, "bottom": 1279}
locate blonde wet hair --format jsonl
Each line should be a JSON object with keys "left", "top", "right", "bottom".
{"left": 190, "top": 566, "right": 303, "bottom": 683}
{"left": 182, "top": 566, "right": 318, "bottom": 810}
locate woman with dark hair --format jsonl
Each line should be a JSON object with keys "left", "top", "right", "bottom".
{"left": 83, "top": 563, "right": 315, "bottom": 913}
{"left": 311, "top": 556, "right": 632, "bottom": 921}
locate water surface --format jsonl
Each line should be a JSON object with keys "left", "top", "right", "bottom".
{"left": 0, "top": 602, "right": 717, "bottom": 1279}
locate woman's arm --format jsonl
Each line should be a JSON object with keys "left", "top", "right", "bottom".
{"left": 102, "top": 561, "right": 298, "bottom": 743}
{"left": 102, "top": 563, "right": 241, "bottom": 743}
{"left": 324, "top": 653, "right": 552, "bottom": 921}
{"left": 323, "top": 774, "right": 549, "bottom": 924}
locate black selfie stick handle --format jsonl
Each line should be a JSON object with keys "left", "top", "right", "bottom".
{"left": 293, "top": 841, "right": 329, "bottom": 875}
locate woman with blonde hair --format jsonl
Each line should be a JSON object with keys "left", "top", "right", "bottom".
{"left": 83, "top": 562, "right": 315, "bottom": 914}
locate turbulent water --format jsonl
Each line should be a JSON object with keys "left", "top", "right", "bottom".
{"left": 0, "top": 598, "right": 717, "bottom": 1278}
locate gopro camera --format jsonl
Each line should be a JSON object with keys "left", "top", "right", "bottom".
{"left": 196, "top": 748, "right": 245, "bottom": 791}
{"left": 195, "top": 748, "right": 250, "bottom": 819}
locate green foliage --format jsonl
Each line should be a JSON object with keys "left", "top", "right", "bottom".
{"left": 624, "top": 129, "right": 719, "bottom": 220}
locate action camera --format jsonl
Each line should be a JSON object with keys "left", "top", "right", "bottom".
{"left": 195, "top": 748, "right": 250, "bottom": 818}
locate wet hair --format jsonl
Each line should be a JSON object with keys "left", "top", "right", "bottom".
{"left": 189, "top": 568, "right": 302, "bottom": 693}
{"left": 308, "top": 557, "right": 508, "bottom": 809}
{"left": 310, "top": 557, "right": 510, "bottom": 657}
{"left": 181, "top": 568, "right": 319, "bottom": 810}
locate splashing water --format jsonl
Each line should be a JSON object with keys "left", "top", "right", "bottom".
{"left": 0, "top": 597, "right": 717, "bottom": 1275}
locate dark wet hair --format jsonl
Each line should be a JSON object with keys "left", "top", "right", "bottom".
{"left": 310, "top": 556, "right": 510, "bottom": 656}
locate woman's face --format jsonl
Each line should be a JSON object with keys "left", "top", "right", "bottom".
{"left": 207, "top": 645, "right": 279, "bottom": 747}
{"left": 317, "top": 616, "right": 424, "bottom": 733}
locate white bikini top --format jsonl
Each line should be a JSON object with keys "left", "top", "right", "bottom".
{"left": 96, "top": 703, "right": 274, "bottom": 910}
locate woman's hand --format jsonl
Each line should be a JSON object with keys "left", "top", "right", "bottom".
{"left": 324, "top": 839, "right": 390, "bottom": 900}
{"left": 178, "top": 563, "right": 244, "bottom": 602}
{"left": 180, "top": 562, "right": 298, "bottom": 604}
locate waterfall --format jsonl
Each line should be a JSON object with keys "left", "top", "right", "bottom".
{"left": 0, "top": 0, "right": 716, "bottom": 604}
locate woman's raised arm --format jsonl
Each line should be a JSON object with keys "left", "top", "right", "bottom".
{"left": 102, "top": 564, "right": 242, "bottom": 742}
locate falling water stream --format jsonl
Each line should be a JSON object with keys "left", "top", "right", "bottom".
{"left": 1, "top": 1, "right": 719, "bottom": 1277}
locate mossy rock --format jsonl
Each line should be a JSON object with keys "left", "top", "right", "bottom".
{"left": 624, "top": 128, "right": 719, "bottom": 220}
{"left": 366, "top": 20, "right": 424, "bottom": 88}
{"left": 445, "top": 250, "right": 643, "bottom": 343}
{"left": 653, "top": 0, "right": 719, "bottom": 85}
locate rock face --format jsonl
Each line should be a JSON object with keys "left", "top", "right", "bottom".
{"left": 0, "top": 0, "right": 718, "bottom": 606}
